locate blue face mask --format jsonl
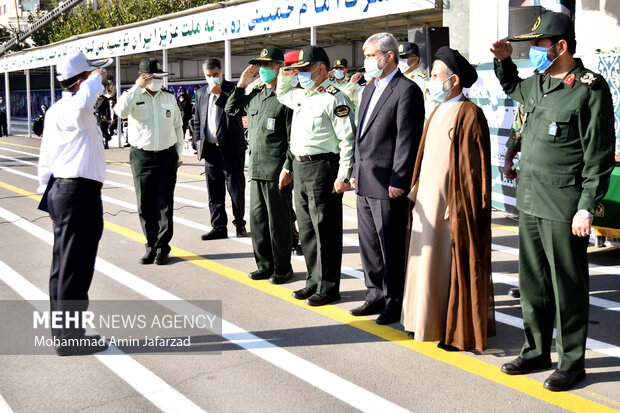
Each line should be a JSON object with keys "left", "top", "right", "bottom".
{"left": 529, "top": 44, "right": 558, "bottom": 72}
{"left": 298, "top": 65, "right": 319, "bottom": 90}
{"left": 333, "top": 69, "right": 345, "bottom": 80}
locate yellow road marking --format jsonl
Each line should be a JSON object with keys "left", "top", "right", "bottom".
{"left": 0, "top": 141, "right": 40, "bottom": 150}
{"left": 492, "top": 223, "right": 519, "bottom": 233}
{"left": 1, "top": 181, "right": 619, "bottom": 412}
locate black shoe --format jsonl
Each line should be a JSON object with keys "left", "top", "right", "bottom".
{"left": 236, "top": 226, "right": 248, "bottom": 237}
{"left": 350, "top": 300, "right": 385, "bottom": 316}
{"left": 376, "top": 306, "right": 401, "bottom": 325}
{"left": 305, "top": 292, "right": 341, "bottom": 306}
{"left": 249, "top": 269, "right": 271, "bottom": 280}
{"left": 201, "top": 229, "right": 228, "bottom": 240}
{"left": 155, "top": 252, "right": 170, "bottom": 265}
{"left": 55, "top": 334, "right": 108, "bottom": 356}
{"left": 406, "top": 331, "right": 415, "bottom": 339}
{"left": 508, "top": 287, "right": 521, "bottom": 298}
{"left": 437, "top": 340, "right": 460, "bottom": 351}
{"left": 140, "top": 251, "right": 156, "bottom": 265}
{"left": 543, "top": 369, "right": 586, "bottom": 392}
{"left": 292, "top": 286, "right": 317, "bottom": 300}
{"left": 501, "top": 356, "right": 552, "bottom": 375}
{"left": 293, "top": 243, "right": 303, "bottom": 256}
{"left": 269, "top": 269, "right": 294, "bottom": 285}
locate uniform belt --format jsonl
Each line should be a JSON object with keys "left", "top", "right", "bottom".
{"left": 131, "top": 145, "right": 175, "bottom": 153}
{"left": 55, "top": 177, "right": 103, "bottom": 190}
{"left": 293, "top": 153, "right": 338, "bottom": 162}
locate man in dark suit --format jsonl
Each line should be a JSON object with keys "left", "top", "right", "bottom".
{"left": 351, "top": 32, "right": 425, "bottom": 324}
{"left": 194, "top": 57, "right": 248, "bottom": 239}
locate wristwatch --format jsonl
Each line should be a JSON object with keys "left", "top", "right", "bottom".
{"left": 578, "top": 209, "right": 592, "bottom": 219}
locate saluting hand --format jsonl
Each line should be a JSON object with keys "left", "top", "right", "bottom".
{"left": 136, "top": 73, "right": 151, "bottom": 89}
{"left": 490, "top": 40, "right": 513, "bottom": 61}
{"left": 350, "top": 72, "right": 363, "bottom": 83}
{"left": 238, "top": 64, "right": 258, "bottom": 89}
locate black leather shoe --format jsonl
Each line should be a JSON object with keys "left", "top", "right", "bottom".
{"left": 249, "top": 269, "right": 271, "bottom": 280}
{"left": 236, "top": 226, "right": 248, "bottom": 237}
{"left": 269, "top": 269, "right": 293, "bottom": 284}
{"left": 437, "top": 340, "right": 460, "bottom": 351}
{"left": 293, "top": 243, "right": 303, "bottom": 256}
{"left": 543, "top": 369, "right": 586, "bottom": 391}
{"left": 350, "top": 300, "right": 385, "bottom": 316}
{"left": 292, "top": 286, "right": 317, "bottom": 300}
{"left": 155, "top": 252, "right": 170, "bottom": 265}
{"left": 305, "top": 292, "right": 341, "bottom": 306}
{"left": 55, "top": 334, "right": 108, "bottom": 356}
{"left": 201, "top": 229, "right": 228, "bottom": 240}
{"left": 376, "top": 306, "right": 401, "bottom": 325}
{"left": 508, "top": 287, "right": 521, "bottom": 298}
{"left": 140, "top": 251, "right": 156, "bottom": 265}
{"left": 501, "top": 356, "right": 552, "bottom": 375}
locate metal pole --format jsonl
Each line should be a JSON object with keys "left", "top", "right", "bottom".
{"left": 310, "top": 26, "right": 317, "bottom": 46}
{"left": 25, "top": 68, "right": 31, "bottom": 138}
{"left": 115, "top": 55, "right": 122, "bottom": 148}
{"left": 50, "top": 65, "right": 55, "bottom": 105}
{"left": 224, "top": 39, "right": 231, "bottom": 81}
{"left": 162, "top": 48, "right": 168, "bottom": 88}
{"left": 5, "top": 72, "right": 11, "bottom": 136}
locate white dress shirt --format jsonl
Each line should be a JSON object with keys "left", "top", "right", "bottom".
{"left": 114, "top": 84, "right": 184, "bottom": 156}
{"left": 206, "top": 93, "right": 219, "bottom": 144}
{"left": 38, "top": 73, "right": 106, "bottom": 192}
{"left": 359, "top": 67, "right": 399, "bottom": 136}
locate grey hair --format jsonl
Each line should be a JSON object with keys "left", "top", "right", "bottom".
{"left": 363, "top": 32, "right": 399, "bottom": 57}
{"left": 202, "top": 57, "right": 221, "bottom": 72}
{"left": 444, "top": 65, "right": 454, "bottom": 77}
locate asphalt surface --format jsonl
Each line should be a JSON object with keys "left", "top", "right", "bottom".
{"left": 0, "top": 135, "right": 619, "bottom": 413}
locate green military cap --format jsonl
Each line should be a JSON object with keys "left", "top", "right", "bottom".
{"left": 509, "top": 11, "right": 575, "bottom": 41}
{"left": 332, "top": 58, "right": 348, "bottom": 69}
{"left": 249, "top": 46, "right": 285, "bottom": 64}
{"left": 399, "top": 42, "right": 419, "bottom": 57}
{"left": 283, "top": 45, "right": 330, "bottom": 70}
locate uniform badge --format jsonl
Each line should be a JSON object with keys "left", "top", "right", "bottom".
{"left": 548, "top": 121, "right": 557, "bottom": 136}
{"left": 316, "top": 86, "right": 325, "bottom": 93}
{"left": 261, "top": 48, "right": 268, "bottom": 57}
{"left": 298, "top": 50, "right": 304, "bottom": 60}
{"left": 325, "top": 85, "right": 339, "bottom": 95}
{"left": 531, "top": 16, "right": 541, "bottom": 31}
{"left": 334, "top": 105, "right": 350, "bottom": 117}
{"left": 595, "top": 203, "right": 604, "bottom": 217}
{"left": 398, "top": 44, "right": 404, "bottom": 53}
{"left": 166, "top": 110, "right": 171, "bottom": 118}
{"left": 564, "top": 73, "right": 575, "bottom": 85}
{"left": 267, "top": 118, "right": 275, "bottom": 131}
{"left": 576, "top": 71, "right": 600, "bottom": 89}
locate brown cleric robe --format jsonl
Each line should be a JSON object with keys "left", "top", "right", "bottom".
{"left": 403, "top": 95, "right": 496, "bottom": 351}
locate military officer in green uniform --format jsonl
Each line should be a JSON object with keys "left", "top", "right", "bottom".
{"left": 277, "top": 45, "right": 356, "bottom": 306}
{"left": 491, "top": 12, "right": 616, "bottom": 391}
{"left": 327, "top": 58, "right": 362, "bottom": 113}
{"left": 225, "top": 46, "right": 294, "bottom": 285}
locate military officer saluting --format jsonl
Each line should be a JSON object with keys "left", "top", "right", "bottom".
{"left": 225, "top": 46, "right": 295, "bottom": 285}
{"left": 491, "top": 12, "right": 616, "bottom": 391}
{"left": 328, "top": 58, "right": 362, "bottom": 111}
{"left": 277, "top": 45, "right": 356, "bottom": 306}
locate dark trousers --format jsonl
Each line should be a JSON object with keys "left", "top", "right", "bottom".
{"left": 357, "top": 194, "right": 408, "bottom": 309}
{"left": 47, "top": 178, "right": 103, "bottom": 339}
{"left": 130, "top": 146, "right": 178, "bottom": 256}
{"left": 293, "top": 156, "right": 342, "bottom": 295}
{"left": 518, "top": 212, "right": 590, "bottom": 371}
{"left": 204, "top": 143, "right": 246, "bottom": 231}
{"left": 0, "top": 114, "right": 7, "bottom": 136}
{"left": 250, "top": 180, "right": 292, "bottom": 275}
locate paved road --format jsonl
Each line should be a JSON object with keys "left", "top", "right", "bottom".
{"left": 0, "top": 135, "right": 619, "bottom": 413}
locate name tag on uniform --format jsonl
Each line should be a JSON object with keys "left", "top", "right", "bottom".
{"left": 136, "top": 101, "right": 145, "bottom": 105}
{"left": 548, "top": 122, "right": 558, "bottom": 136}
{"left": 267, "top": 118, "right": 275, "bottom": 131}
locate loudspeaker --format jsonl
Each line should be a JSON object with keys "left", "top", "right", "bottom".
{"left": 408, "top": 27, "right": 450, "bottom": 76}
{"left": 508, "top": 6, "right": 544, "bottom": 60}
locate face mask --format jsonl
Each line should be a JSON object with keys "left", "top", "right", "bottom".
{"left": 206, "top": 76, "right": 222, "bottom": 85}
{"left": 148, "top": 78, "right": 163, "bottom": 92}
{"left": 179, "top": 97, "right": 184, "bottom": 102}
{"left": 290, "top": 75, "right": 299, "bottom": 87}
{"left": 364, "top": 53, "right": 389, "bottom": 79}
{"left": 259, "top": 66, "right": 276, "bottom": 83}
{"left": 529, "top": 44, "right": 558, "bottom": 72}
{"left": 298, "top": 65, "right": 319, "bottom": 90}
{"left": 398, "top": 59, "right": 410, "bottom": 72}
{"left": 363, "top": 72, "right": 373, "bottom": 82}
{"left": 333, "top": 69, "right": 345, "bottom": 80}
{"left": 427, "top": 75, "right": 456, "bottom": 103}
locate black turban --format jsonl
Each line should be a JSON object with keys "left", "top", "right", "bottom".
{"left": 433, "top": 46, "right": 478, "bottom": 88}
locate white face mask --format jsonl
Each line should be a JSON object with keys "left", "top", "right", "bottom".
{"left": 206, "top": 76, "right": 221, "bottom": 86}
{"left": 427, "top": 75, "right": 456, "bottom": 103}
{"left": 290, "top": 75, "right": 299, "bottom": 87}
{"left": 364, "top": 52, "right": 389, "bottom": 79}
{"left": 148, "top": 78, "right": 163, "bottom": 92}
{"left": 398, "top": 58, "right": 410, "bottom": 72}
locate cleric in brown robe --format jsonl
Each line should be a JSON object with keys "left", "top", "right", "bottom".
{"left": 401, "top": 46, "right": 496, "bottom": 351}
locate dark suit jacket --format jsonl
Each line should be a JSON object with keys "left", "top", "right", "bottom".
{"left": 354, "top": 70, "right": 424, "bottom": 199}
{"left": 193, "top": 80, "right": 246, "bottom": 160}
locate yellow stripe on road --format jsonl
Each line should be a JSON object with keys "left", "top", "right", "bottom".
{"left": 0, "top": 179, "right": 617, "bottom": 412}
{"left": 0, "top": 141, "right": 40, "bottom": 150}
{"left": 492, "top": 223, "right": 519, "bottom": 233}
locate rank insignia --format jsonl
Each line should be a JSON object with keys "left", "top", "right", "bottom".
{"left": 261, "top": 48, "right": 268, "bottom": 57}
{"left": 595, "top": 203, "right": 604, "bottom": 217}
{"left": 576, "top": 71, "right": 600, "bottom": 89}
{"left": 325, "top": 85, "right": 339, "bottom": 95}
{"left": 166, "top": 110, "right": 171, "bottom": 118}
{"left": 334, "top": 105, "right": 350, "bottom": 117}
{"left": 316, "top": 86, "right": 325, "bottom": 93}
{"left": 564, "top": 73, "right": 575, "bottom": 85}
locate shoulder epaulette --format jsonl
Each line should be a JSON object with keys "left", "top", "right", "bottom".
{"left": 325, "top": 85, "right": 339, "bottom": 95}
{"left": 253, "top": 83, "right": 265, "bottom": 92}
{"left": 575, "top": 70, "right": 602, "bottom": 89}
{"left": 417, "top": 72, "right": 427, "bottom": 79}
{"left": 161, "top": 89, "right": 174, "bottom": 94}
